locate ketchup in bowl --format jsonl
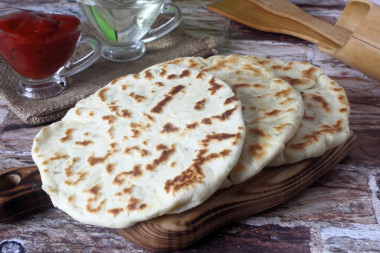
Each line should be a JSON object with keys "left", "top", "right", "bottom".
{"left": 0, "top": 9, "right": 81, "bottom": 79}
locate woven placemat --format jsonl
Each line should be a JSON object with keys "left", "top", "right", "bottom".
{"left": 0, "top": 21, "right": 218, "bottom": 125}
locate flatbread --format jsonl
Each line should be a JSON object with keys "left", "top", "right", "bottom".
{"left": 32, "top": 65, "right": 245, "bottom": 228}
{"left": 158, "top": 55, "right": 304, "bottom": 184}
{"left": 242, "top": 55, "right": 350, "bottom": 166}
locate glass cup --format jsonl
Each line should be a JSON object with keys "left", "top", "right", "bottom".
{"left": 77, "top": 0, "right": 182, "bottom": 62}
{"left": 0, "top": 8, "right": 101, "bottom": 99}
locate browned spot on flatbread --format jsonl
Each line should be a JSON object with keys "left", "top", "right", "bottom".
{"left": 127, "top": 197, "right": 146, "bottom": 212}
{"left": 165, "top": 59, "right": 182, "bottom": 65}
{"left": 98, "top": 88, "right": 109, "bottom": 102}
{"left": 130, "top": 122, "right": 150, "bottom": 131}
{"left": 106, "top": 163, "right": 115, "bottom": 174}
{"left": 302, "top": 67, "right": 317, "bottom": 79}
{"left": 254, "top": 84, "right": 265, "bottom": 88}
{"left": 303, "top": 113, "right": 316, "bottom": 121}
{"left": 289, "top": 119, "right": 344, "bottom": 150}
{"left": 275, "top": 88, "right": 292, "bottom": 98}
{"left": 42, "top": 153, "right": 69, "bottom": 165}
{"left": 196, "top": 71, "right": 206, "bottom": 79}
{"left": 201, "top": 132, "right": 242, "bottom": 147}
{"left": 265, "top": 109, "right": 282, "bottom": 117}
{"left": 117, "top": 109, "right": 132, "bottom": 118}
{"left": 102, "top": 115, "right": 117, "bottom": 125}
{"left": 154, "top": 81, "right": 164, "bottom": 86}
{"left": 331, "top": 87, "right": 343, "bottom": 92}
{"left": 249, "top": 144, "right": 267, "bottom": 161}
{"left": 219, "top": 149, "right": 231, "bottom": 156}
{"left": 161, "top": 123, "right": 179, "bottom": 133}
{"left": 88, "top": 151, "right": 112, "bottom": 166}
{"left": 286, "top": 108, "right": 295, "bottom": 113}
{"left": 169, "top": 85, "right": 185, "bottom": 96}
{"left": 67, "top": 195, "right": 74, "bottom": 203}
{"left": 131, "top": 129, "right": 141, "bottom": 138}
{"left": 151, "top": 96, "right": 172, "bottom": 114}
{"left": 145, "top": 70, "right": 153, "bottom": 80}
{"left": 159, "top": 68, "right": 167, "bottom": 77}
{"left": 146, "top": 145, "right": 176, "bottom": 171}
{"left": 60, "top": 128, "right": 74, "bottom": 142}
{"left": 124, "top": 146, "right": 150, "bottom": 157}
{"left": 208, "top": 76, "right": 223, "bottom": 95}
{"left": 121, "top": 84, "right": 128, "bottom": 90}
{"left": 188, "top": 59, "right": 201, "bottom": 68}
{"left": 86, "top": 198, "right": 106, "bottom": 213}
{"left": 232, "top": 83, "right": 250, "bottom": 90}
{"left": 108, "top": 105, "right": 118, "bottom": 112}
{"left": 164, "top": 165, "right": 204, "bottom": 195}
{"left": 143, "top": 113, "right": 155, "bottom": 122}
{"left": 64, "top": 158, "right": 79, "bottom": 177}
{"left": 203, "top": 56, "right": 238, "bottom": 72}
{"left": 164, "top": 146, "right": 231, "bottom": 195}
{"left": 179, "top": 69, "right": 191, "bottom": 78}
{"left": 75, "top": 108, "right": 82, "bottom": 116}
{"left": 338, "top": 94, "right": 348, "bottom": 106}
{"left": 112, "top": 75, "right": 125, "bottom": 84}
{"left": 115, "top": 186, "right": 134, "bottom": 197}
{"left": 310, "top": 94, "right": 330, "bottom": 112}
{"left": 280, "top": 97, "right": 295, "bottom": 105}
{"left": 274, "top": 123, "right": 292, "bottom": 132}
{"left": 75, "top": 140, "right": 93, "bottom": 146}
{"left": 108, "top": 126, "right": 115, "bottom": 139}
{"left": 282, "top": 76, "right": 308, "bottom": 86}
{"left": 194, "top": 99, "right": 206, "bottom": 110}
{"left": 113, "top": 165, "right": 142, "bottom": 185}
{"left": 224, "top": 96, "right": 239, "bottom": 105}
{"left": 156, "top": 144, "right": 168, "bottom": 150}
{"left": 167, "top": 74, "right": 177, "bottom": 80}
{"left": 242, "top": 64, "right": 261, "bottom": 76}
{"left": 151, "top": 85, "right": 184, "bottom": 113}
{"left": 89, "top": 111, "right": 95, "bottom": 117}
{"left": 212, "top": 106, "right": 237, "bottom": 121}
{"left": 186, "top": 122, "right": 199, "bottom": 129}
{"left": 129, "top": 92, "right": 146, "bottom": 103}
{"left": 201, "top": 118, "right": 212, "bottom": 125}
{"left": 258, "top": 59, "right": 271, "bottom": 65}
{"left": 64, "top": 170, "right": 87, "bottom": 186}
{"left": 107, "top": 208, "right": 124, "bottom": 217}
{"left": 249, "top": 127, "right": 269, "bottom": 138}
{"left": 233, "top": 161, "right": 247, "bottom": 172}
{"left": 340, "top": 108, "right": 348, "bottom": 113}
{"left": 271, "top": 65, "right": 282, "bottom": 70}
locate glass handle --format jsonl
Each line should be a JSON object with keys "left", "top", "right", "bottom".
{"left": 142, "top": 3, "right": 182, "bottom": 43}
{"left": 59, "top": 35, "right": 101, "bottom": 78}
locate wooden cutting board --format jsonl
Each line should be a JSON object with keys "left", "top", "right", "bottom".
{"left": 0, "top": 132, "right": 356, "bottom": 251}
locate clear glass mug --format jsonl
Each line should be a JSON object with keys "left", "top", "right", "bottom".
{"left": 77, "top": 0, "right": 182, "bottom": 62}
{"left": 0, "top": 8, "right": 101, "bottom": 99}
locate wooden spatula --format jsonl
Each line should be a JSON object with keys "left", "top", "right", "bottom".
{"left": 206, "top": 0, "right": 352, "bottom": 50}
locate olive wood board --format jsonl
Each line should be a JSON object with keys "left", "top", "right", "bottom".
{"left": 0, "top": 132, "right": 356, "bottom": 251}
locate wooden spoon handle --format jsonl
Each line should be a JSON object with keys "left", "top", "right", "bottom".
{"left": 249, "top": 0, "right": 352, "bottom": 47}
{"left": 0, "top": 166, "right": 52, "bottom": 223}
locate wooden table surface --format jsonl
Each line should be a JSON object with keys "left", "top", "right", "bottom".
{"left": 1, "top": 0, "right": 380, "bottom": 252}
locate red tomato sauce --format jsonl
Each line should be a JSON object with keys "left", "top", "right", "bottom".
{"left": 0, "top": 10, "right": 81, "bottom": 79}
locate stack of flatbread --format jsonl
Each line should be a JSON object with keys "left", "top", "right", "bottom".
{"left": 32, "top": 54, "right": 350, "bottom": 228}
